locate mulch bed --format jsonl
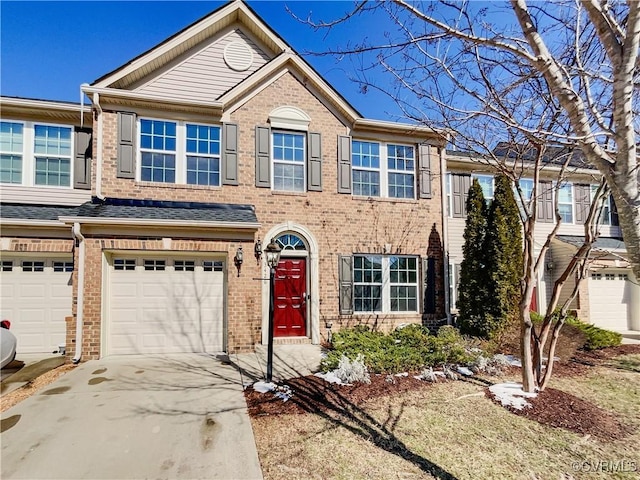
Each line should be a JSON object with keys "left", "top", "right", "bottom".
{"left": 245, "top": 373, "right": 433, "bottom": 417}
{"left": 245, "top": 345, "right": 639, "bottom": 439}
{"left": 486, "top": 386, "right": 633, "bottom": 441}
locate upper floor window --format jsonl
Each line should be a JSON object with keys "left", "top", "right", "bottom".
{"left": 472, "top": 174, "right": 494, "bottom": 201}
{"left": 1, "top": 121, "right": 73, "bottom": 188}
{"left": 351, "top": 140, "right": 415, "bottom": 199}
{"left": 557, "top": 182, "right": 573, "bottom": 223}
{"left": 272, "top": 131, "right": 305, "bottom": 192}
{"left": 0, "top": 122, "right": 23, "bottom": 184}
{"left": 138, "top": 118, "right": 220, "bottom": 186}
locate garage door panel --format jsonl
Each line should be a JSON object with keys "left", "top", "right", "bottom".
{"left": 588, "top": 271, "right": 629, "bottom": 331}
{"left": 108, "top": 258, "right": 225, "bottom": 355}
{"left": 0, "top": 258, "right": 72, "bottom": 353}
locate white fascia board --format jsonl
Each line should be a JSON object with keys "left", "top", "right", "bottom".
{"left": 81, "top": 86, "right": 223, "bottom": 111}
{"left": 58, "top": 216, "right": 260, "bottom": 230}
{"left": 0, "top": 96, "right": 84, "bottom": 113}
{"left": 92, "top": 2, "right": 288, "bottom": 89}
{"left": 0, "top": 219, "right": 67, "bottom": 227}
{"left": 446, "top": 153, "right": 600, "bottom": 177}
{"left": 353, "top": 118, "right": 446, "bottom": 140}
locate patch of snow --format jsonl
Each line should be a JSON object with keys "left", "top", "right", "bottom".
{"left": 489, "top": 382, "right": 537, "bottom": 410}
{"left": 496, "top": 354, "right": 522, "bottom": 367}
{"left": 394, "top": 372, "right": 409, "bottom": 377}
{"left": 457, "top": 366, "right": 474, "bottom": 376}
{"left": 314, "top": 371, "right": 351, "bottom": 386}
{"left": 253, "top": 381, "right": 277, "bottom": 393}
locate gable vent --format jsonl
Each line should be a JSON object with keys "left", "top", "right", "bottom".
{"left": 224, "top": 41, "right": 254, "bottom": 72}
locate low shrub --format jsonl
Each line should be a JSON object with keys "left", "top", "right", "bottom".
{"left": 321, "top": 324, "right": 475, "bottom": 374}
{"left": 565, "top": 316, "right": 622, "bottom": 350}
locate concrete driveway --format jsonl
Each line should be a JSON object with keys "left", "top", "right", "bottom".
{"left": 1, "top": 354, "right": 263, "bottom": 480}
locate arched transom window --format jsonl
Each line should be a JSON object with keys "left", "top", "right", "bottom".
{"left": 275, "top": 233, "right": 307, "bottom": 251}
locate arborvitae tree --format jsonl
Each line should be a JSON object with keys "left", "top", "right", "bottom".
{"left": 484, "top": 174, "right": 523, "bottom": 338}
{"left": 457, "top": 179, "right": 488, "bottom": 336}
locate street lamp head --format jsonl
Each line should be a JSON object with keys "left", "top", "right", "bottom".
{"left": 264, "top": 238, "right": 282, "bottom": 269}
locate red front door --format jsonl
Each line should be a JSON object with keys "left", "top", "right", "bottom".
{"left": 274, "top": 258, "right": 307, "bottom": 337}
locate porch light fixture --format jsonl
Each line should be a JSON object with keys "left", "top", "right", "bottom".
{"left": 254, "top": 239, "right": 262, "bottom": 263}
{"left": 264, "top": 238, "right": 282, "bottom": 382}
{"left": 234, "top": 247, "right": 244, "bottom": 277}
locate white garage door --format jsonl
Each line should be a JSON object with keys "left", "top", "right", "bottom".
{"left": 0, "top": 257, "right": 72, "bottom": 353}
{"left": 588, "top": 270, "right": 630, "bottom": 331}
{"left": 108, "top": 256, "right": 225, "bottom": 355}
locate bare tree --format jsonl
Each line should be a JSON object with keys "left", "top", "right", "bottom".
{"left": 295, "top": 0, "right": 638, "bottom": 392}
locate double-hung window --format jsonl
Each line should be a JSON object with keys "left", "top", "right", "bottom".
{"left": 138, "top": 118, "right": 220, "bottom": 186}
{"left": 353, "top": 255, "right": 419, "bottom": 313}
{"left": 186, "top": 124, "right": 220, "bottom": 186}
{"left": 472, "top": 174, "right": 494, "bottom": 202}
{"left": 272, "top": 131, "right": 305, "bottom": 192}
{"left": 1, "top": 121, "right": 73, "bottom": 187}
{"left": 557, "top": 182, "right": 573, "bottom": 223}
{"left": 0, "top": 122, "right": 23, "bottom": 184}
{"left": 351, "top": 140, "right": 415, "bottom": 199}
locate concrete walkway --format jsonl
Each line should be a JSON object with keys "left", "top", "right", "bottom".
{"left": 1, "top": 345, "right": 323, "bottom": 480}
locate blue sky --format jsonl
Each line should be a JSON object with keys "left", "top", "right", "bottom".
{"left": 0, "top": 1, "right": 402, "bottom": 120}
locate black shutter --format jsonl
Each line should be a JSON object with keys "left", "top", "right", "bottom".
{"left": 255, "top": 126, "right": 270, "bottom": 188}
{"left": 418, "top": 144, "right": 432, "bottom": 199}
{"left": 221, "top": 123, "right": 238, "bottom": 185}
{"left": 307, "top": 132, "right": 322, "bottom": 191}
{"left": 337, "top": 135, "right": 352, "bottom": 194}
{"left": 574, "top": 184, "right": 591, "bottom": 224}
{"left": 338, "top": 255, "right": 353, "bottom": 315}
{"left": 537, "top": 181, "right": 554, "bottom": 222}
{"left": 610, "top": 195, "right": 619, "bottom": 226}
{"left": 117, "top": 112, "right": 136, "bottom": 179}
{"left": 73, "top": 127, "right": 92, "bottom": 189}
{"left": 451, "top": 174, "right": 471, "bottom": 218}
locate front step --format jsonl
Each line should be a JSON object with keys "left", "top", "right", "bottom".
{"left": 273, "top": 337, "right": 312, "bottom": 345}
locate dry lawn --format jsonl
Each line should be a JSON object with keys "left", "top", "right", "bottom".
{"left": 250, "top": 364, "right": 640, "bottom": 480}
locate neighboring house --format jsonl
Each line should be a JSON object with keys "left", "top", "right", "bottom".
{"left": 445, "top": 149, "right": 640, "bottom": 333}
{"left": 0, "top": 1, "right": 447, "bottom": 359}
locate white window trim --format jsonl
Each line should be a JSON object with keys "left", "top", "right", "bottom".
{"left": 270, "top": 130, "right": 306, "bottom": 193}
{"left": 136, "top": 117, "right": 221, "bottom": 186}
{"left": 1, "top": 119, "right": 74, "bottom": 189}
{"left": 556, "top": 181, "right": 574, "bottom": 224}
{"left": 471, "top": 173, "right": 494, "bottom": 201}
{"left": 352, "top": 140, "right": 416, "bottom": 199}
{"left": 353, "top": 255, "right": 420, "bottom": 314}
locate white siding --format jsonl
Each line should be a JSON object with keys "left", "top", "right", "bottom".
{"left": 135, "top": 29, "right": 271, "bottom": 102}
{"left": 0, "top": 185, "right": 90, "bottom": 206}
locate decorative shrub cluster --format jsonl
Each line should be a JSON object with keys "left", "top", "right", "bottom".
{"left": 530, "top": 312, "right": 622, "bottom": 351}
{"left": 321, "top": 324, "right": 475, "bottom": 374}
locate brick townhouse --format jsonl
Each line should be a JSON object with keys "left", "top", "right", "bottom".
{"left": 0, "top": 0, "right": 448, "bottom": 360}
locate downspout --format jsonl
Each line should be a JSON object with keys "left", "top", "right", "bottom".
{"left": 72, "top": 223, "right": 86, "bottom": 364}
{"left": 440, "top": 146, "right": 452, "bottom": 324}
{"left": 92, "top": 90, "right": 105, "bottom": 200}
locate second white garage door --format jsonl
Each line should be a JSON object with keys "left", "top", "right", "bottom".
{"left": 108, "top": 256, "right": 225, "bottom": 355}
{"left": 588, "top": 270, "right": 630, "bottom": 331}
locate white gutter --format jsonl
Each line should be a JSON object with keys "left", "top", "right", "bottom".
{"left": 58, "top": 216, "right": 261, "bottom": 230}
{"left": 92, "top": 91, "right": 105, "bottom": 200}
{"left": 80, "top": 86, "right": 223, "bottom": 111}
{"left": 71, "top": 223, "right": 85, "bottom": 364}
{"left": 0, "top": 219, "right": 67, "bottom": 227}
{"left": 440, "top": 147, "right": 452, "bottom": 324}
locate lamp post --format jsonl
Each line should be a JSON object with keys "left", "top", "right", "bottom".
{"left": 264, "top": 238, "right": 282, "bottom": 382}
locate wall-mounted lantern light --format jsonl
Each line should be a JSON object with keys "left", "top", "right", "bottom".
{"left": 234, "top": 246, "right": 244, "bottom": 277}
{"left": 254, "top": 239, "right": 262, "bottom": 263}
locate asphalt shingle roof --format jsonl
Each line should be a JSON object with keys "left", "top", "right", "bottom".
{"left": 0, "top": 203, "right": 80, "bottom": 221}
{"left": 556, "top": 235, "right": 627, "bottom": 251}
{"left": 1, "top": 198, "right": 258, "bottom": 225}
